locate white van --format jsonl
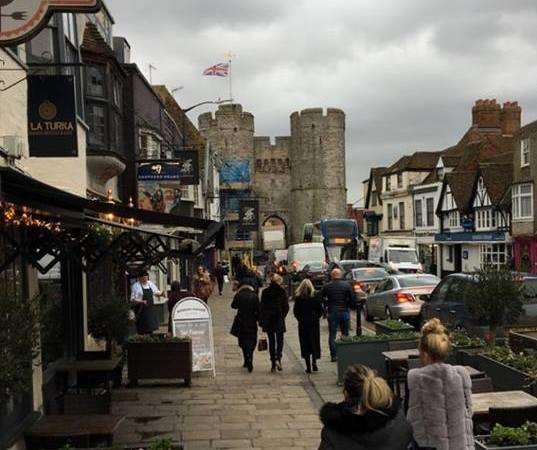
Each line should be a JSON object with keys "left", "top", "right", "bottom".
{"left": 287, "top": 243, "right": 325, "bottom": 271}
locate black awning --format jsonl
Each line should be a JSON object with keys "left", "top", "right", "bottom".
{"left": 0, "top": 166, "right": 224, "bottom": 250}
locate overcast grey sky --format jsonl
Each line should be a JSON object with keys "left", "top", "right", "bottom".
{"left": 112, "top": 0, "right": 537, "bottom": 204}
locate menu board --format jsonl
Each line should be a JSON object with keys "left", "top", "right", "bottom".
{"left": 171, "top": 297, "right": 215, "bottom": 375}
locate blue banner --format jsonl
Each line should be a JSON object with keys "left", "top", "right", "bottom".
{"left": 220, "top": 159, "right": 250, "bottom": 184}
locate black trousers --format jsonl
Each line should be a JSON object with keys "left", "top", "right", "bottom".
{"left": 267, "top": 331, "right": 284, "bottom": 362}
{"left": 217, "top": 278, "right": 224, "bottom": 294}
{"left": 241, "top": 341, "right": 256, "bottom": 365}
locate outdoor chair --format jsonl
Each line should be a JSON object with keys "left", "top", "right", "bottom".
{"left": 489, "top": 405, "right": 537, "bottom": 427}
{"left": 471, "top": 377, "right": 494, "bottom": 394}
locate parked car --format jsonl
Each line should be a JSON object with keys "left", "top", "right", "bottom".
{"left": 420, "top": 272, "right": 537, "bottom": 332}
{"left": 345, "top": 267, "right": 390, "bottom": 302}
{"left": 365, "top": 274, "right": 441, "bottom": 322}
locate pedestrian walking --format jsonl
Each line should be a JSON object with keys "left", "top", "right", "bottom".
{"left": 230, "top": 280, "right": 260, "bottom": 373}
{"left": 319, "top": 364, "right": 413, "bottom": 450}
{"left": 130, "top": 270, "right": 167, "bottom": 335}
{"left": 319, "top": 268, "right": 357, "bottom": 362}
{"left": 192, "top": 265, "right": 213, "bottom": 303}
{"left": 293, "top": 278, "right": 323, "bottom": 373}
{"left": 214, "top": 261, "right": 226, "bottom": 296}
{"left": 167, "top": 281, "right": 192, "bottom": 333}
{"left": 406, "top": 318, "right": 474, "bottom": 450}
{"left": 259, "top": 273, "right": 289, "bottom": 372}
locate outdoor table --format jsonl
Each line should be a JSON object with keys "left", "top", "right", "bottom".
{"left": 54, "top": 357, "right": 122, "bottom": 388}
{"left": 382, "top": 348, "right": 420, "bottom": 363}
{"left": 24, "top": 414, "right": 124, "bottom": 449}
{"left": 472, "top": 390, "right": 537, "bottom": 416}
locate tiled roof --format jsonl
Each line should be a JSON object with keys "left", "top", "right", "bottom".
{"left": 445, "top": 170, "right": 478, "bottom": 213}
{"left": 480, "top": 161, "right": 512, "bottom": 204}
{"left": 386, "top": 151, "right": 440, "bottom": 174}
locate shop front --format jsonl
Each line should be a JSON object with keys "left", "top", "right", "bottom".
{"left": 513, "top": 236, "right": 537, "bottom": 274}
{"left": 435, "top": 230, "right": 511, "bottom": 277}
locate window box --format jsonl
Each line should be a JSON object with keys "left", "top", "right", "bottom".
{"left": 127, "top": 336, "right": 192, "bottom": 386}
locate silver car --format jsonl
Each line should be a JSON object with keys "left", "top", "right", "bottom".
{"left": 365, "top": 274, "right": 440, "bottom": 322}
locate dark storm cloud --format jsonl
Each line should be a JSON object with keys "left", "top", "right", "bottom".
{"left": 112, "top": 0, "right": 537, "bottom": 203}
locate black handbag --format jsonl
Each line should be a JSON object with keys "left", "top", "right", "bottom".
{"left": 230, "top": 315, "right": 240, "bottom": 337}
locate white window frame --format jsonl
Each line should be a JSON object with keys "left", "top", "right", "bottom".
{"left": 480, "top": 244, "right": 510, "bottom": 269}
{"left": 512, "top": 183, "right": 533, "bottom": 221}
{"left": 521, "top": 138, "right": 530, "bottom": 167}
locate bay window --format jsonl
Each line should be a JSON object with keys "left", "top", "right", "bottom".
{"left": 512, "top": 183, "right": 533, "bottom": 220}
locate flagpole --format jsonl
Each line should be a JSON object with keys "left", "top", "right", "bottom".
{"left": 225, "top": 51, "right": 234, "bottom": 101}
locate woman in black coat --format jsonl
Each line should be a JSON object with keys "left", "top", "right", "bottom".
{"left": 319, "top": 364, "right": 413, "bottom": 450}
{"left": 231, "top": 281, "right": 260, "bottom": 372}
{"left": 293, "top": 279, "right": 324, "bottom": 373}
{"left": 259, "top": 274, "right": 289, "bottom": 372}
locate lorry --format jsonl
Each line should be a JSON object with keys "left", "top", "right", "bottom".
{"left": 368, "top": 237, "right": 422, "bottom": 273}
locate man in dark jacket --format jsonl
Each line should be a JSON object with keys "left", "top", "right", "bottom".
{"left": 214, "top": 262, "right": 226, "bottom": 295}
{"left": 319, "top": 268, "right": 356, "bottom": 361}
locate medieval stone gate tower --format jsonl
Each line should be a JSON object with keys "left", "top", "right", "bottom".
{"left": 198, "top": 104, "right": 347, "bottom": 250}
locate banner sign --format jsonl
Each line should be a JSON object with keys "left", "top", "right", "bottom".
{"left": 172, "top": 297, "right": 215, "bottom": 376}
{"left": 239, "top": 199, "right": 259, "bottom": 231}
{"left": 138, "top": 154, "right": 199, "bottom": 185}
{"left": 28, "top": 75, "right": 78, "bottom": 157}
{"left": 220, "top": 159, "right": 250, "bottom": 184}
{"left": 0, "top": 0, "right": 100, "bottom": 46}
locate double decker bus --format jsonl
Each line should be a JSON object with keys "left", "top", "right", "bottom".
{"left": 303, "top": 219, "right": 359, "bottom": 261}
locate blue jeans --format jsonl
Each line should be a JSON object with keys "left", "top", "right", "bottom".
{"left": 328, "top": 312, "right": 350, "bottom": 358}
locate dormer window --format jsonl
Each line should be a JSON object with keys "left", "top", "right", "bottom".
{"left": 521, "top": 138, "right": 530, "bottom": 167}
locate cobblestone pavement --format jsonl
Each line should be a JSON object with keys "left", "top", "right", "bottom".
{"left": 112, "top": 283, "right": 368, "bottom": 449}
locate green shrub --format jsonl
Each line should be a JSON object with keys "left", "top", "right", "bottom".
{"left": 149, "top": 438, "right": 173, "bottom": 450}
{"left": 376, "top": 319, "right": 414, "bottom": 330}
{"left": 484, "top": 345, "right": 537, "bottom": 389}
{"left": 487, "top": 421, "right": 537, "bottom": 446}
{"left": 337, "top": 331, "right": 418, "bottom": 344}
{"left": 450, "top": 330, "right": 484, "bottom": 348}
{"left": 88, "top": 295, "right": 130, "bottom": 349}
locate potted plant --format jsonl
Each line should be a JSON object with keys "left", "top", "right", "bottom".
{"left": 464, "top": 264, "right": 525, "bottom": 343}
{"left": 127, "top": 334, "right": 192, "bottom": 386}
{"left": 472, "top": 345, "right": 537, "bottom": 394}
{"left": 476, "top": 422, "right": 537, "bottom": 449}
{"left": 88, "top": 295, "right": 130, "bottom": 357}
{"left": 374, "top": 319, "right": 415, "bottom": 335}
{"left": 335, "top": 331, "right": 418, "bottom": 382}
{"left": 0, "top": 291, "right": 40, "bottom": 408}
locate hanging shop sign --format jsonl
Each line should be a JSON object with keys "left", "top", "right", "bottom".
{"left": 0, "top": 0, "right": 100, "bottom": 46}
{"left": 239, "top": 199, "right": 259, "bottom": 231}
{"left": 172, "top": 297, "right": 215, "bottom": 376}
{"left": 28, "top": 75, "right": 78, "bottom": 157}
{"left": 138, "top": 154, "right": 199, "bottom": 184}
{"left": 137, "top": 155, "right": 199, "bottom": 214}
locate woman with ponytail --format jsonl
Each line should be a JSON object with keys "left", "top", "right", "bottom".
{"left": 407, "top": 318, "right": 474, "bottom": 450}
{"left": 319, "top": 364, "right": 412, "bottom": 449}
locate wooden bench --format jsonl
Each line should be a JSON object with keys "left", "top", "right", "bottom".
{"left": 24, "top": 414, "right": 124, "bottom": 450}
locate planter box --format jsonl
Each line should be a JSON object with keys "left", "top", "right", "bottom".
{"left": 510, "top": 331, "right": 537, "bottom": 353}
{"left": 472, "top": 354, "right": 536, "bottom": 395}
{"left": 447, "top": 344, "right": 484, "bottom": 365}
{"left": 374, "top": 321, "right": 415, "bottom": 335}
{"left": 475, "top": 436, "right": 537, "bottom": 449}
{"left": 336, "top": 338, "right": 417, "bottom": 383}
{"left": 127, "top": 340, "right": 192, "bottom": 386}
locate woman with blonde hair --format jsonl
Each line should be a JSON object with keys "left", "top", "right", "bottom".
{"left": 319, "top": 364, "right": 412, "bottom": 449}
{"left": 259, "top": 273, "right": 289, "bottom": 372}
{"left": 293, "top": 278, "right": 324, "bottom": 373}
{"left": 407, "top": 318, "right": 474, "bottom": 450}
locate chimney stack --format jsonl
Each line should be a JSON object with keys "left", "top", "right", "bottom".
{"left": 472, "top": 99, "right": 501, "bottom": 129}
{"left": 501, "top": 101, "right": 521, "bottom": 136}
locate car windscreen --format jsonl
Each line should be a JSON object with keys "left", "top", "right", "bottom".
{"left": 398, "top": 276, "right": 439, "bottom": 287}
{"left": 352, "top": 268, "right": 388, "bottom": 281}
{"left": 291, "top": 247, "right": 325, "bottom": 268}
{"left": 389, "top": 249, "right": 418, "bottom": 264}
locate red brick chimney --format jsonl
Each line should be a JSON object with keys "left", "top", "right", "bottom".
{"left": 472, "top": 99, "right": 501, "bottom": 129}
{"left": 500, "top": 101, "right": 521, "bottom": 136}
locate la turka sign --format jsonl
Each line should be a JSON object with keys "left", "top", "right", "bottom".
{"left": 0, "top": 0, "right": 100, "bottom": 46}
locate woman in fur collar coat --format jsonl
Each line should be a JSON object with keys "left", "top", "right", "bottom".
{"left": 319, "top": 365, "right": 412, "bottom": 450}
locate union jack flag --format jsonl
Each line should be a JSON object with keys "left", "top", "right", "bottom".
{"left": 203, "top": 63, "right": 229, "bottom": 77}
